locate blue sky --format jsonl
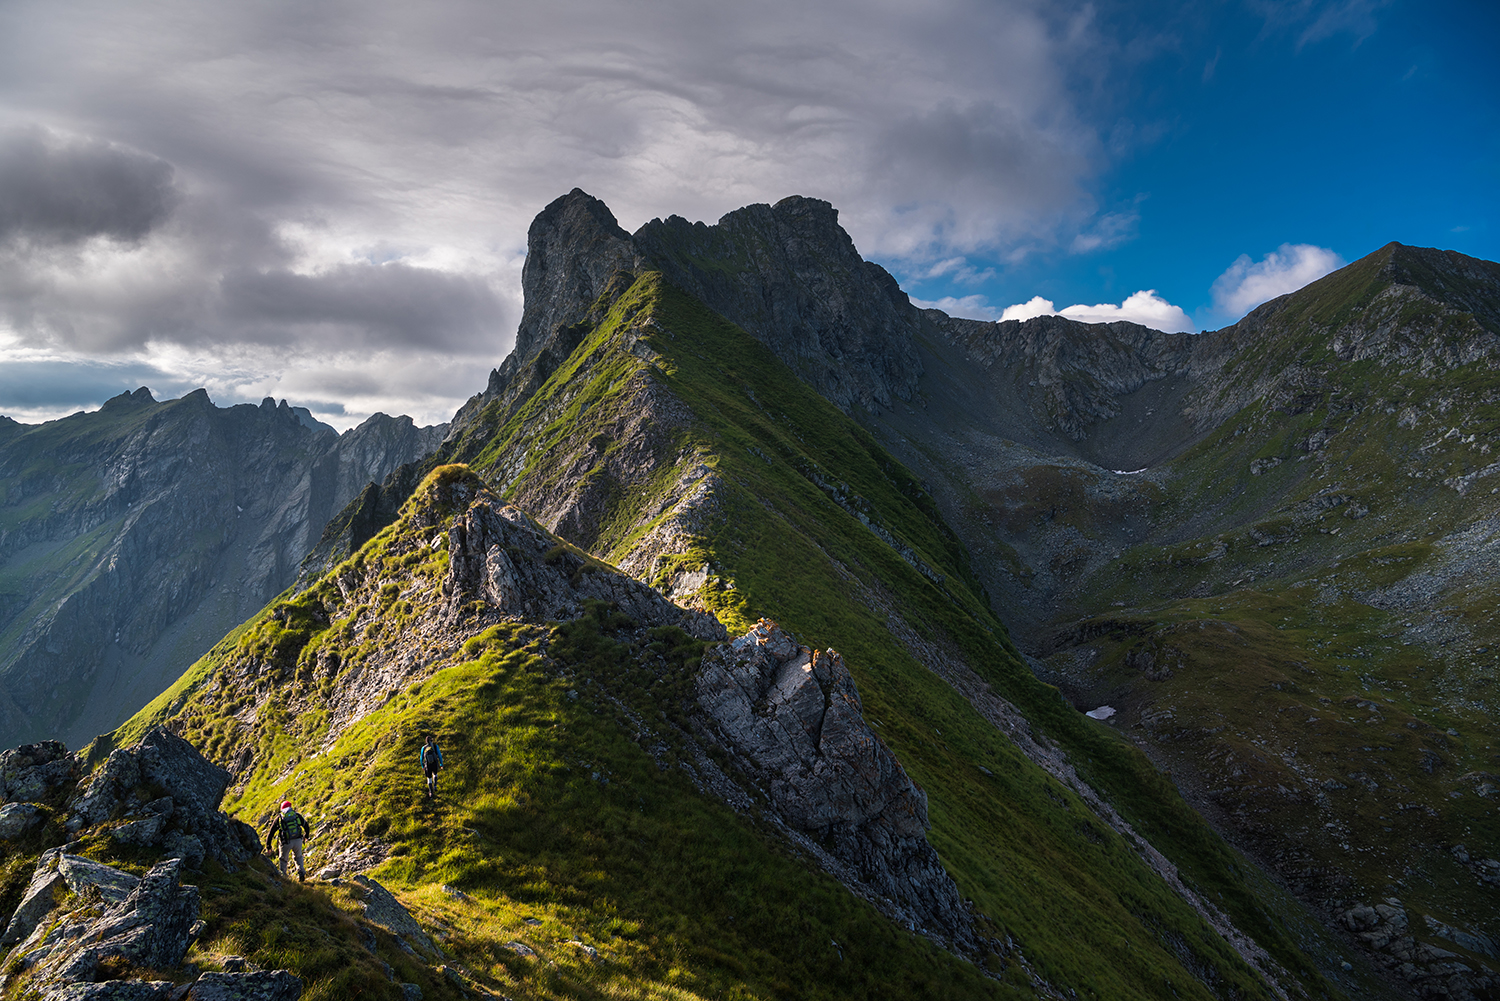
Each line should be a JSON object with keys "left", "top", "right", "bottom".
{"left": 900, "top": 0, "right": 1499, "bottom": 331}
{"left": 0, "top": 0, "right": 1494, "bottom": 427}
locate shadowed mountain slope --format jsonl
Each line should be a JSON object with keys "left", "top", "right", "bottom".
{"left": 0, "top": 389, "right": 445, "bottom": 748}
{"left": 859, "top": 242, "right": 1500, "bottom": 999}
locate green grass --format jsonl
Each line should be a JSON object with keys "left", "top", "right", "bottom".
{"left": 72, "top": 269, "right": 1386, "bottom": 999}
{"left": 91, "top": 453, "right": 1307, "bottom": 1000}
{"left": 1028, "top": 260, "right": 1500, "bottom": 974}
{"left": 413, "top": 273, "right": 1349, "bottom": 998}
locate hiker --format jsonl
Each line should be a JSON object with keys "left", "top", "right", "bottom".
{"left": 264, "top": 800, "right": 314, "bottom": 881}
{"left": 421, "top": 733, "right": 444, "bottom": 799}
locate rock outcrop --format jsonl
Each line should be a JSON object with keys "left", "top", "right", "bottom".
{"left": 349, "top": 876, "right": 441, "bottom": 961}
{"left": 0, "top": 727, "right": 310, "bottom": 1001}
{"left": 441, "top": 476, "right": 724, "bottom": 642}
{"left": 24, "top": 858, "right": 199, "bottom": 986}
{"left": 634, "top": 196, "right": 924, "bottom": 413}
{"left": 2, "top": 741, "right": 77, "bottom": 804}
{"left": 696, "top": 620, "right": 977, "bottom": 952}
{"left": 65, "top": 727, "right": 258, "bottom": 868}
{"left": 2, "top": 850, "right": 303, "bottom": 1001}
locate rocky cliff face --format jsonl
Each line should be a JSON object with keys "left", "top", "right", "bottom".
{"left": 697, "top": 620, "right": 978, "bottom": 951}
{"left": 633, "top": 197, "right": 923, "bottom": 413}
{"left": 451, "top": 189, "right": 924, "bottom": 439}
{"left": 0, "top": 390, "right": 445, "bottom": 749}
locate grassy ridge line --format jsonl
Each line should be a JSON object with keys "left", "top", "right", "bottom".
{"left": 226, "top": 617, "right": 1012, "bottom": 1001}
{"left": 111, "top": 467, "right": 1013, "bottom": 1000}
{"left": 103, "top": 273, "right": 1327, "bottom": 997}
{"left": 630, "top": 277, "right": 1350, "bottom": 997}
{"left": 447, "top": 271, "right": 1332, "bottom": 998}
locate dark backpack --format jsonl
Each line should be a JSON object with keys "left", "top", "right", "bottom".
{"left": 281, "top": 810, "right": 305, "bottom": 840}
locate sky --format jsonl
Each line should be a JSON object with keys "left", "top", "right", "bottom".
{"left": 0, "top": 0, "right": 1495, "bottom": 430}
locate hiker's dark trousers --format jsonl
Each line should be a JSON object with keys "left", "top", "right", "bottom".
{"left": 425, "top": 766, "right": 439, "bottom": 796}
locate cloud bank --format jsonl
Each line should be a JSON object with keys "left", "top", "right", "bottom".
{"left": 0, "top": 129, "right": 179, "bottom": 246}
{"left": 1211, "top": 243, "right": 1345, "bottom": 318}
{"left": 998, "top": 290, "right": 1196, "bottom": 332}
{"left": 0, "top": 0, "right": 1128, "bottom": 427}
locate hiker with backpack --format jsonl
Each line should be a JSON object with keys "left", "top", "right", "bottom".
{"left": 264, "top": 800, "right": 314, "bottom": 881}
{"left": 421, "top": 734, "right": 444, "bottom": 799}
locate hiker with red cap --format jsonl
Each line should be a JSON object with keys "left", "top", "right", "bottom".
{"left": 263, "top": 800, "right": 314, "bottom": 881}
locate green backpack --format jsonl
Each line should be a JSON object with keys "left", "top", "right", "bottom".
{"left": 281, "top": 810, "right": 305, "bottom": 840}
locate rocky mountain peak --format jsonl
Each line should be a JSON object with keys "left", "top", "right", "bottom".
{"left": 633, "top": 195, "right": 923, "bottom": 412}
{"left": 1376, "top": 242, "right": 1500, "bottom": 334}
{"left": 455, "top": 189, "right": 643, "bottom": 430}
{"left": 457, "top": 188, "right": 926, "bottom": 435}
{"left": 513, "top": 189, "right": 639, "bottom": 366}
{"left": 100, "top": 387, "right": 157, "bottom": 412}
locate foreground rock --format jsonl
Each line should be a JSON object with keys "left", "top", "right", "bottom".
{"left": 67, "top": 727, "right": 259, "bottom": 868}
{"left": 0, "top": 799, "right": 303, "bottom": 1001}
{"left": 696, "top": 619, "right": 979, "bottom": 953}
{"left": 22, "top": 858, "right": 198, "bottom": 985}
{"left": 1336, "top": 898, "right": 1497, "bottom": 1000}
{"left": 350, "top": 876, "right": 441, "bottom": 961}
{"left": 2, "top": 741, "right": 77, "bottom": 804}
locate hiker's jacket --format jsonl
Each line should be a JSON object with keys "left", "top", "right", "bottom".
{"left": 420, "top": 743, "right": 444, "bottom": 771}
{"left": 264, "top": 809, "right": 313, "bottom": 848}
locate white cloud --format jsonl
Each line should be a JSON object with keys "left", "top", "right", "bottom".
{"left": 1210, "top": 243, "right": 1345, "bottom": 318}
{"left": 999, "top": 295, "right": 1058, "bottom": 321}
{"left": 1060, "top": 290, "right": 1195, "bottom": 332}
{"left": 998, "top": 290, "right": 1195, "bottom": 332}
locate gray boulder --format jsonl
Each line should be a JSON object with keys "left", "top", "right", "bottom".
{"left": 349, "top": 876, "right": 440, "bottom": 961}
{"left": 112, "top": 814, "right": 167, "bottom": 846}
{"left": 2, "top": 849, "right": 70, "bottom": 945}
{"left": 696, "top": 619, "right": 976, "bottom": 951}
{"left": 0, "top": 850, "right": 142, "bottom": 952}
{"left": 1, "top": 741, "right": 76, "bottom": 804}
{"left": 0, "top": 801, "right": 41, "bottom": 838}
{"left": 66, "top": 728, "right": 252, "bottom": 868}
{"left": 43, "top": 981, "right": 179, "bottom": 1001}
{"left": 186, "top": 971, "right": 302, "bottom": 1001}
{"left": 34, "top": 858, "right": 200, "bottom": 985}
{"left": 59, "top": 854, "right": 143, "bottom": 904}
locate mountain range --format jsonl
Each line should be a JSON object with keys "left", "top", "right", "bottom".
{"left": 0, "top": 188, "right": 1496, "bottom": 1001}
{"left": 0, "top": 394, "right": 444, "bottom": 748}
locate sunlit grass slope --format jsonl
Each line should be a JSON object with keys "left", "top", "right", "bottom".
{"left": 96, "top": 270, "right": 1372, "bottom": 998}
{"left": 432, "top": 272, "right": 1363, "bottom": 997}
{"left": 101, "top": 468, "right": 1008, "bottom": 1000}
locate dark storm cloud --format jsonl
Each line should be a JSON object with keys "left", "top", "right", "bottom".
{"left": 0, "top": 0, "right": 1125, "bottom": 424}
{"left": 0, "top": 128, "right": 179, "bottom": 245}
{"left": 219, "top": 262, "right": 505, "bottom": 349}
